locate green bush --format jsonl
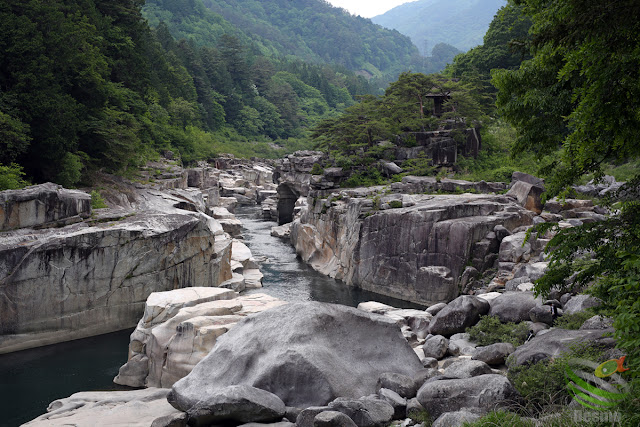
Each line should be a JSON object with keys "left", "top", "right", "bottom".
{"left": 56, "top": 152, "right": 85, "bottom": 188}
{"left": 466, "top": 315, "right": 529, "bottom": 347}
{"left": 554, "top": 309, "right": 595, "bottom": 330}
{"left": 0, "top": 163, "right": 29, "bottom": 191}
{"left": 310, "top": 163, "right": 324, "bottom": 175}
{"left": 342, "top": 169, "right": 385, "bottom": 188}
{"left": 389, "top": 200, "right": 403, "bottom": 209}
{"left": 507, "top": 342, "right": 606, "bottom": 416}
{"left": 90, "top": 190, "right": 108, "bottom": 209}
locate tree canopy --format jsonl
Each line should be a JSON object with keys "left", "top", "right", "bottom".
{"left": 493, "top": 0, "right": 640, "bottom": 195}
{"left": 496, "top": 0, "right": 640, "bottom": 382}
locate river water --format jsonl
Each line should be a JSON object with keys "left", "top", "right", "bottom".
{"left": 1, "top": 204, "right": 422, "bottom": 426}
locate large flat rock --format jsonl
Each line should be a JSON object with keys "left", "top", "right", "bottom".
{"left": 169, "top": 302, "right": 424, "bottom": 409}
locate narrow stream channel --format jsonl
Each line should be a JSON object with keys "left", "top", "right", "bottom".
{"left": 1, "top": 204, "right": 423, "bottom": 426}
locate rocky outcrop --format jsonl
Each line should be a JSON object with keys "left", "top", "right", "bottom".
{"left": 24, "top": 388, "right": 184, "bottom": 426}
{"left": 0, "top": 177, "right": 240, "bottom": 354}
{"left": 168, "top": 302, "right": 424, "bottom": 409}
{"left": 114, "top": 289, "right": 285, "bottom": 388}
{"left": 292, "top": 191, "right": 533, "bottom": 305}
{"left": 0, "top": 183, "right": 91, "bottom": 231}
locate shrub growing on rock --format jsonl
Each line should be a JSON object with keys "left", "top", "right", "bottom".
{"left": 553, "top": 309, "right": 594, "bottom": 330}
{"left": 466, "top": 315, "right": 528, "bottom": 347}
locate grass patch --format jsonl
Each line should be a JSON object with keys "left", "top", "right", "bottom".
{"left": 466, "top": 315, "right": 529, "bottom": 347}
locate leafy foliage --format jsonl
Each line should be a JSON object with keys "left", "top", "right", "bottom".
{"left": 313, "top": 72, "right": 487, "bottom": 181}
{"left": 0, "top": 163, "right": 29, "bottom": 191}
{"left": 466, "top": 315, "right": 529, "bottom": 347}
{"left": 553, "top": 310, "right": 595, "bottom": 330}
{"left": 90, "top": 190, "right": 108, "bottom": 209}
{"left": 493, "top": 0, "right": 640, "bottom": 195}
{"left": 507, "top": 343, "right": 606, "bottom": 416}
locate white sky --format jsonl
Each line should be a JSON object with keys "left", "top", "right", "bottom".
{"left": 325, "top": 0, "right": 416, "bottom": 18}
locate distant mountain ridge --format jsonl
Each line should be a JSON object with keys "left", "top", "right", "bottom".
{"left": 372, "top": 0, "right": 506, "bottom": 54}
{"left": 145, "top": 0, "right": 426, "bottom": 79}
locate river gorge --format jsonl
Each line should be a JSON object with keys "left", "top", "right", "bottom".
{"left": 0, "top": 204, "right": 423, "bottom": 426}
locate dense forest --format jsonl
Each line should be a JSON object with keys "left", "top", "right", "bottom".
{"left": 0, "top": 0, "right": 381, "bottom": 187}
{"left": 144, "top": 0, "right": 426, "bottom": 82}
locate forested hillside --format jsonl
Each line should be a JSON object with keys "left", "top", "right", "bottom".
{"left": 144, "top": 0, "right": 426, "bottom": 81}
{"left": 0, "top": 0, "right": 375, "bottom": 187}
{"left": 372, "top": 0, "right": 506, "bottom": 54}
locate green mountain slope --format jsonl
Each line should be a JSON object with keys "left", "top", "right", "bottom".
{"left": 145, "top": 0, "right": 425, "bottom": 79}
{"left": 372, "top": 0, "right": 506, "bottom": 54}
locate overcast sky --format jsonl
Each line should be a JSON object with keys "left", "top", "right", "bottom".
{"left": 325, "top": 0, "right": 416, "bottom": 18}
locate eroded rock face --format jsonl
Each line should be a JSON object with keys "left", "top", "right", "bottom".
{"left": 0, "top": 186, "right": 233, "bottom": 354}
{"left": 114, "top": 289, "right": 286, "bottom": 388}
{"left": 24, "top": 388, "right": 183, "bottom": 427}
{"left": 291, "top": 193, "right": 533, "bottom": 305}
{"left": 0, "top": 183, "right": 91, "bottom": 231}
{"left": 169, "top": 302, "right": 424, "bottom": 408}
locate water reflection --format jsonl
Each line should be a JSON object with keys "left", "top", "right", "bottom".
{"left": 236, "top": 206, "right": 426, "bottom": 310}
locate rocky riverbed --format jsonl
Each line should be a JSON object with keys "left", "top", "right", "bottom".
{"left": 2, "top": 151, "right": 624, "bottom": 426}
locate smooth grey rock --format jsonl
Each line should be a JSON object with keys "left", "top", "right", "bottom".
{"left": 413, "top": 369, "right": 440, "bottom": 391}
{"left": 314, "top": 411, "right": 358, "bottom": 427}
{"left": 377, "top": 372, "right": 418, "bottom": 398}
{"left": 472, "top": 343, "right": 515, "bottom": 366}
{"left": 563, "top": 295, "right": 601, "bottom": 314}
{"left": 421, "top": 357, "right": 438, "bottom": 369}
{"left": 425, "top": 303, "right": 447, "bottom": 316}
{"left": 240, "top": 423, "right": 295, "bottom": 427}
{"left": 580, "top": 315, "right": 614, "bottom": 330}
{"left": 489, "top": 292, "right": 541, "bottom": 323}
{"left": 378, "top": 388, "right": 407, "bottom": 420}
{"left": 171, "top": 384, "right": 285, "bottom": 426}
{"left": 512, "top": 172, "right": 545, "bottom": 188}
{"left": 498, "top": 232, "right": 531, "bottom": 263}
{"left": 169, "top": 302, "right": 424, "bottom": 408}
{"left": 115, "top": 292, "right": 284, "bottom": 388}
{"left": 528, "top": 305, "right": 554, "bottom": 325}
{"left": 416, "top": 374, "right": 519, "bottom": 419}
{"left": 297, "top": 407, "right": 332, "bottom": 427}
{"left": 285, "top": 407, "right": 302, "bottom": 423}
{"left": 429, "top": 296, "right": 490, "bottom": 337}
{"left": 442, "top": 360, "right": 492, "bottom": 379}
{"left": 508, "top": 328, "right": 615, "bottom": 367}
{"left": 447, "top": 336, "right": 477, "bottom": 357}
{"left": 151, "top": 412, "right": 188, "bottom": 427}
{"left": 506, "top": 181, "right": 544, "bottom": 214}
{"left": 513, "top": 262, "right": 548, "bottom": 281}
{"left": 25, "top": 388, "right": 182, "bottom": 426}
{"left": 329, "top": 397, "right": 394, "bottom": 427}
{"left": 504, "top": 276, "right": 531, "bottom": 291}
{"left": 405, "top": 398, "right": 425, "bottom": 420}
{"left": 432, "top": 410, "right": 481, "bottom": 427}
{"left": 422, "top": 335, "right": 449, "bottom": 359}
